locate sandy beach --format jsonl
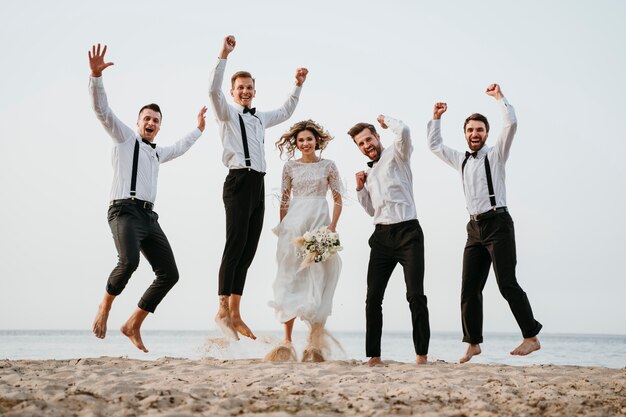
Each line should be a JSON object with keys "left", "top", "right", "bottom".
{"left": 0, "top": 357, "right": 624, "bottom": 417}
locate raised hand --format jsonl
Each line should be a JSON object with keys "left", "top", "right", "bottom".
{"left": 377, "top": 115, "right": 388, "bottom": 129}
{"left": 220, "top": 35, "right": 236, "bottom": 59}
{"left": 433, "top": 102, "right": 447, "bottom": 120}
{"left": 486, "top": 83, "right": 503, "bottom": 100}
{"left": 88, "top": 44, "right": 114, "bottom": 77}
{"left": 197, "top": 106, "right": 208, "bottom": 132}
{"left": 295, "top": 67, "right": 309, "bottom": 86}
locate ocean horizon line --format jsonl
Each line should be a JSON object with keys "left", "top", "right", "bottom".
{"left": 2, "top": 329, "right": 625, "bottom": 338}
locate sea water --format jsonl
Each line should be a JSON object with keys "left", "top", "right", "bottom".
{"left": 1, "top": 330, "right": 624, "bottom": 369}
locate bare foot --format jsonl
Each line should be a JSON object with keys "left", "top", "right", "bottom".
{"left": 92, "top": 304, "right": 110, "bottom": 339}
{"left": 215, "top": 296, "right": 239, "bottom": 340}
{"left": 264, "top": 341, "right": 297, "bottom": 362}
{"left": 231, "top": 317, "right": 256, "bottom": 340}
{"left": 92, "top": 293, "right": 115, "bottom": 339}
{"left": 367, "top": 356, "right": 382, "bottom": 366}
{"left": 416, "top": 354, "right": 428, "bottom": 365}
{"left": 459, "top": 343, "right": 481, "bottom": 363}
{"left": 120, "top": 323, "right": 148, "bottom": 353}
{"left": 215, "top": 314, "right": 239, "bottom": 340}
{"left": 511, "top": 337, "right": 541, "bottom": 356}
{"left": 120, "top": 308, "right": 149, "bottom": 353}
{"left": 302, "top": 347, "right": 324, "bottom": 363}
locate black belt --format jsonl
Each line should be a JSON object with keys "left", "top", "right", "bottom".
{"left": 470, "top": 207, "right": 507, "bottom": 221}
{"left": 228, "top": 168, "right": 266, "bottom": 177}
{"left": 110, "top": 198, "right": 154, "bottom": 211}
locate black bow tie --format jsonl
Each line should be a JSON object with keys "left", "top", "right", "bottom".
{"left": 243, "top": 107, "right": 256, "bottom": 115}
{"left": 465, "top": 151, "right": 478, "bottom": 158}
{"left": 142, "top": 138, "right": 156, "bottom": 149}
{"left": 367, "top": 158, "right": 380, "bottom": 168}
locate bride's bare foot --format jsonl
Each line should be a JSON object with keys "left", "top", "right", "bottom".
{"left": 120, "top": 308, "right": 149, "bottom": 353}
{"left": 367, "top": 356, "right": 382, "bottom": 366}
{"left": 265, "top": 341, "right": 297, "bottom": 362}
{"left": 459, "top": 344, "right": 481, "bottom": 363}
{"left": 302, "top": 347, "right": 324, "bottom": 362}
{"left": 511, "top": 337, "right": 541, "bottom": 356}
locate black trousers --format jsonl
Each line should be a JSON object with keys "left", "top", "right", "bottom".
{"left": 461, "top": 211, "right": 542, "bottom": 344}
{"left": 218, "top": 169, "right": 265, "bottom": 295}
{"left": 365, "top": 219, "right": 430, "bottom": 357}
{"left": 106, "top": 202, "right": 179, "bottom": 313}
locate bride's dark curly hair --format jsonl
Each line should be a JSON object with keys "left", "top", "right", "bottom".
{"left": 275, "top": 119, "right": 334, "bottom": 160}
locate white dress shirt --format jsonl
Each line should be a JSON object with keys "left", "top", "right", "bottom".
{"left": 89, "top": 76, "right": 202, "bottom": 204}
{"left": 208, "top": 59, "right": 301, "bottom": 173}
{"left": 357, "top": 116, "right": 418, "bottom": 225}
{"left": 427, "top": 97, "right": 517, "bottom": 216}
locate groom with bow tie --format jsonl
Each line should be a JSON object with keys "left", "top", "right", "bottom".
{"left": 208, "top": 35, "right": 308, "bottom": 340}
{"left": 88, "top": 43, "right": 207, "bottom": 353}
{"left": 350, "top": 115, "right": 431, "bottom": 366}
{"left": 427, "top": 83, "right": 542, "bottom": 363}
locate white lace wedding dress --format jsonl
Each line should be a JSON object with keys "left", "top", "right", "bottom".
{"left": 270, "top": 159, "right": 343, "bottom": 325}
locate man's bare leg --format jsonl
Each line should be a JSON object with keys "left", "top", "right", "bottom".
{"left": 93, "top": 293, "right": 116, "bottom": 339}
{"left": 229, "top": 294, "right": 256, "bottom": 340}
{"left": 416, "top": 355, "right": 428, "bottom": 365}
{"left": 367, "top": 356, "right": 382, "bottom": 366}
{"left": 511, "top": 336, "right": 541, "bottom": 356}
{"left": 215, "top": 295, "right": 239, "bottom": 340}
{"left": 120, "top": 307, "right": 149, "bottom": 353}
{"left": 459, "top": 343, "right": 481, "bottom": 363}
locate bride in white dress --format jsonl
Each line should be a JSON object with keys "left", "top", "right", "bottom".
{"left": 266, "top": 120, "right": 343, "bottom": 362}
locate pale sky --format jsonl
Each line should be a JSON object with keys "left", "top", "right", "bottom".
{"left": 1, "top": 1, "right": 625, "bottom": 337}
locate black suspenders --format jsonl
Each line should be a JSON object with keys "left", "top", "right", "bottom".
{"left": 238, "top": 113, "right": 263, "bottom": 170}
{"left": 462, "top": 152, "right": 497, "bottom": 208}
{"left": 130, "top": 140, "right": 140, "bottom": 198}
{"left": 130, "top": 139, "right": 159, "bottom": 198}
{"left": 237, "top": 115, "right": 252, "bottom": 169}
{"left": 483, "top": 155, "right": 497, "bottom": 207}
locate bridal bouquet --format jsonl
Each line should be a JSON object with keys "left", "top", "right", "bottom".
{"left": 293, "top": 226, "right": 343, "bottom": 272}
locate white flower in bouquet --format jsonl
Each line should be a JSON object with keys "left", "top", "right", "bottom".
{"left": 293, "top": 226, "right": 343, "bottom": 272}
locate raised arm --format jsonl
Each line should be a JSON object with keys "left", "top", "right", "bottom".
{"left": 378, "top": 114, "right": 412, "bottom": 160}
{"left": 487, "top": 84, "right": 517, "bottom": 162}
{"left": 427, "top": 102, "right": 464, "bottom": 170}
{"left": 208, "top": 35, "right": 236, "bottom": 121}
{"left": 260, "top": 67, "right": 308, "bottom": 129}
{"left": 156, "top": 106, "right": 207, "bottom": 163}
{"left": 88, "top": 43, "right": 135, "bottom": 144}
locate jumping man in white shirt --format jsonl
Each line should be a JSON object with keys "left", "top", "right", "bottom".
{"left": 427, "top": 83, "right": 542, "bottom": 363}
{"left": 350, "top": 115, "right": 430, "bottom": 366}
{"left": 89, "top": 44, "right": 207, "bottom": 352}
{"left": 208, "top": 35, "right": 308, "bottom": 340}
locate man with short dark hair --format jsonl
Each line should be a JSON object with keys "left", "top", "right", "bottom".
{"left": 208, "top": 35, "right": 308, "bottom": 340}
{"left": 349, "top": 115, "right": 430, "bottom": 366}
{"left": 427, "top": 83, "right": 542, "bottom": 363}
{"left": 89, "top": 43, "right": 207, "bottom": 352}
